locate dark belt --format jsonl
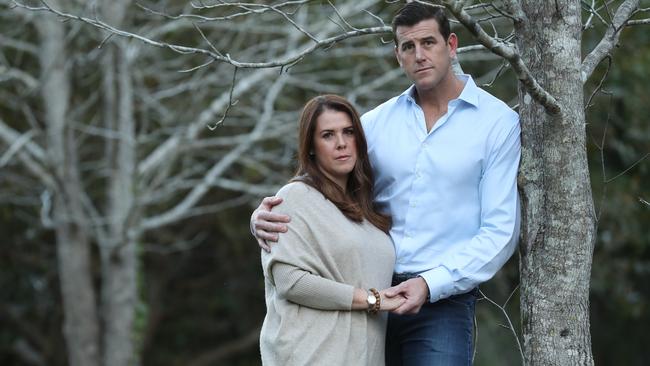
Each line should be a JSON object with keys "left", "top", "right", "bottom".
{"left": 392, "top": 272, "right": 422, "bottom": 286}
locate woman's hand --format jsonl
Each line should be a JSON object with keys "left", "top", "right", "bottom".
{"left": 379, "top": 289, "right": 407, "bottom": 311}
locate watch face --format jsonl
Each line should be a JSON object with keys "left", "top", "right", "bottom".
{"left": 368, "top": 295, "right": 377, "bottom": 305}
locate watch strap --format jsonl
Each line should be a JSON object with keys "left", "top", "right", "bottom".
{"left": 367, "top": 288, "right": 380, "bottom": 314}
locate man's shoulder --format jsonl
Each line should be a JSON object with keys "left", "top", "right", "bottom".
{"left": 361, "top": 93, "right": 407, "bottom": 126}
{"left": 476, "top": 86, "right": 517, "bottom": 110}
{"left": 474, "top": 87, "right": 518, "bottom": 120}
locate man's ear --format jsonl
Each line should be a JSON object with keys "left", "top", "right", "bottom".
{"left": 447, "top": 33, "right": 459, "bottom": 58}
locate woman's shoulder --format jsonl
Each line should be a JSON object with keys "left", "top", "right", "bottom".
{"left": 276, "top": 181, "right": 323, "bottom": 199}
{"left": 274, "top": 181, "right": 326, "bottom": 212}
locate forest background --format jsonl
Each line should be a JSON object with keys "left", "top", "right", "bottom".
{"left": 1, "top": 1, "right": 648, "bottom": 365}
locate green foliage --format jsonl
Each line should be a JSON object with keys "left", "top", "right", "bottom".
{"left": 585, "top": 24, "right": 650, "bottom": 366}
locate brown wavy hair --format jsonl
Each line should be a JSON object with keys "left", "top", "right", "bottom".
{"left": 291, "top": 95, "right": 391, "bottom": 234}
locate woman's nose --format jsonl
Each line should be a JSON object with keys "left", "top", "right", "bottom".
{"left": 336, "top": 134, "right": 346, "bottom": 148}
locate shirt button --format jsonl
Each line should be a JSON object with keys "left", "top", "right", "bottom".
{"left": 410, "top": 201, "right": 417, "bottom": 207}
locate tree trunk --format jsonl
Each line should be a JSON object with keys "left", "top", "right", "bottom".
{"left": 100, "top": 1, "right": 138, "bottom": 365}
{"left": 100, "top": 239, "right": 137, "bottom": 366}
{"left": 516, "top": 1, "right": 596, "bottom": 364}
{"left": 54, "top": 219, "right": 100, "bottom": 366}
{"left": 36, "top": 1, "right": 101, "bottom": 365}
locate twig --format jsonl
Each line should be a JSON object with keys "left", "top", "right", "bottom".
{"left": 581, "top": 0, "right": 640, "bottom": 83}
{"left": 328, "top": 0, "right": 357, "bottom": 31}
{"left": 604, "top": 152, "right": 650, "bottom": 184}
{"left": 207, "top": 67, "right": 239, "bottom": 130}
{"left": 480, "top": 59, "right": 509, "bottom": 88}
{"left": 584, "top": 55, "right": 612, "bottom": 110}
{"left": 479, "top": 287, "right": 525, "bottom": 366}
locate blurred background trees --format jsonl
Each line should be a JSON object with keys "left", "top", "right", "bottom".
{"left": 0, "top": 0, "right": 648, "bottom": 365}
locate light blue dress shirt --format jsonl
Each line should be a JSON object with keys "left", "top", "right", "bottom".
{"left": 361, "top": 75, "right": 521, "bottom": 302}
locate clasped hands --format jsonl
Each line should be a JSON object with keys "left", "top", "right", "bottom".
{"left": 381, "top": 277, "right": 429, "bottom": 314}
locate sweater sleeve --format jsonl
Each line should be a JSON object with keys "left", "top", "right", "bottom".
{"left": 261, "top": 182, "right": 355, "bottom": 311}
{"left": 271, "top": 262, "right": 354, "bottom": 310}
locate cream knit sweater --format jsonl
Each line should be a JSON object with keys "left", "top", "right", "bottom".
{"left": 260, "top": 182, "right": 395, "bottom": 366}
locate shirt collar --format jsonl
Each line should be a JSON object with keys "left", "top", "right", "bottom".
{"left": 399, "top": 74, "right": 480, "bottom": 108}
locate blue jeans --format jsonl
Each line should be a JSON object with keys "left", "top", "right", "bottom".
{"left": 385, "top": 288, "right": 478, "bottom": 366}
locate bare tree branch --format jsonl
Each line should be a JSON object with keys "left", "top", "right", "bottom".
{"left": 0, "top": 65, "right": 39, "bottom": 89}
{"left": 626, "top": 18, "right": 650, "bottom": 25}
{"left": 0, "top": 129, "right": 36, "bottom": 167}
{"left": 136, "top": 0, "right": 380, "bottom": 181}
{"left": 582, "top": 0, "right": 609, "bottom": 29}
{"left": 581, "top": 0, "right": 640, "bottom": 83}
{"left": 11, "top": 0, "right": 391, "bottom": 69}
{"left": 479, "top": 286, "right": 525, "bottom": 366}
{"left": 585, "top": 55, "right": 612, "bottom": 110}
{"left": 441, "top": 0, "right": 561, "bottom": 115}
{"left": 137, "top": 74, "right": 289, "bottom": 232}
{"left": 137, "top": 0, "right": 312, "bottom": 22}
{"left": 0, "top": 119, "right": 45, "bottom": 161}
{"left": 0, "top": 33, "right": 40, "bottom": 55}
{"left": 464, "top": 1, "right": 523, "bottom": 23}
{"left": 0, "top": 119, "right": 55, "bottom": 188}
{"left": 190, "top": 0, "right": 311, "bottom": 15}
{"left": 207, "top": 67, "right": 239, "bottom": 130}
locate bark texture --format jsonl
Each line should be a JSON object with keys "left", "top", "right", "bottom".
{"left": 100, "top": 1, "right": 139, "bottom": 365}
{"left": 36, "top": 1, "right": 100, "bottom": 365}
{"left": 516, "top": 1, "right": 596, "bottom": 364}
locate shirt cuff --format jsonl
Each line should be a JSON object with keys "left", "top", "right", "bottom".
{"left": 419, "top": 267, "right": 455, "bottom": 302}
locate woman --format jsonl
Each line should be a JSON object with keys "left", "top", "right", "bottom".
{"left": 260, "top": 95, "right": 401, "bottom": 365}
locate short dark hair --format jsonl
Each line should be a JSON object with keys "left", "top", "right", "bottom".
{"left": 392, "top": 2, "right": 451, "bottom": 44}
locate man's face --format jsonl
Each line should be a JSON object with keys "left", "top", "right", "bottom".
{"left": 394, "top": 19, "right": 457, "bottom": 92}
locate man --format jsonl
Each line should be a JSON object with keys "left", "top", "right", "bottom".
{"left": 252, "top": 3, "right": 520, "bottom": 365}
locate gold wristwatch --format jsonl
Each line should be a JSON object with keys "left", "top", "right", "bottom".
{"left": 366, "top": 288, "right": 380, "bottom": 314}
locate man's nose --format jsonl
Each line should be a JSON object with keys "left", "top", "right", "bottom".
{"left": 415, "top": 45, "right": 425, "bottom": 61}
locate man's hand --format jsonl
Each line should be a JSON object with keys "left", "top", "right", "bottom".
{"left": 384, "top": 277, "right": 429, "bottom": 315}
{"left": 251, "top": 196, "right": 290, "bottom": 252}
{"left": 379, "top": 290, "right": 407, "bottom": 311}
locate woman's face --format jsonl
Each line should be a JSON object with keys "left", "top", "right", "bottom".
{"left": 312, "top": 109, "right": 358, "bottom": 190}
